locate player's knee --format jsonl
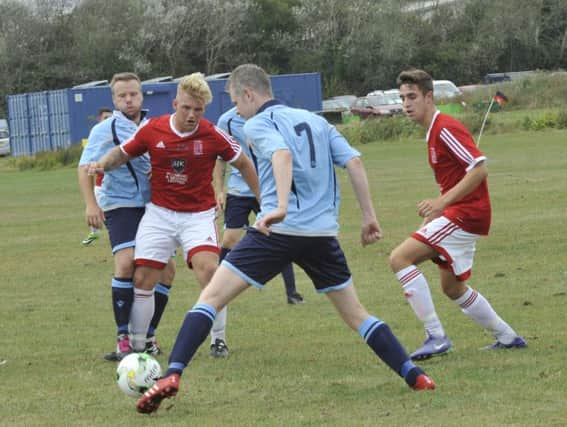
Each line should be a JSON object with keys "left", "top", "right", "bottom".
{"left": 161, "top": 260, "right": 176, "bottom": 285}
{"left": 388, "top": 247, "right": 406, "bottom": 272}
{"left": 114, "top": 248, "right": 135, "bottom": 277}
{"left": 193, "top": 261, "right": 218, "bottom": 288}
{"left": 114, "top": 261, "right": 135, "bottom": 278}
{"left": 442, "top": 281, "right": 467, "bottom": 300}
{"left": 133, "top": 269, "right": 159, "bottom": 291}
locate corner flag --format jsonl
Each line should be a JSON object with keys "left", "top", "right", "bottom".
{"left": 477, "top": 91, "right": 508, "bottom": 147}
{"left": 493, "top": 91, "right": 508, "bottom": 105}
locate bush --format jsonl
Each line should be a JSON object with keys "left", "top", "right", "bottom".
{"left": 340, "top": 115, "right": 421, "bottom": 145}
{"left": 7, "top": 144, "right": 83, "bottom": 171}
{"left": 521, "top": 110, "right": 567, "bottom": 131}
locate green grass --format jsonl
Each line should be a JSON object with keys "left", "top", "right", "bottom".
{"left": 1, "top": 130, "right": 566, "bottom": 426}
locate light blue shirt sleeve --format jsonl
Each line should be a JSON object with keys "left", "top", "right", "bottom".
{"left": 79, "top": 121, "right": 113, "bottom": 166}
{"left": 328, "top": 124, "right": 361, "bottom": 167}
{"left": 217, "top": 108, "right": 256, "bottom": 197}
{"left": 243, "top": 115, "right": 289, "bottom": 160}
{"left": 78, "top": 113, "right": 151, "bottom": 211}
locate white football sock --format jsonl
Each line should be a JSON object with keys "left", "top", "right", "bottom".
{"left": 397, "top": 265, "right": 445, "bottom": 339}
{"left": 129, "top": 288, "right": 155, "bottom": 351}
{"left": 454, "top": 286, "right": 517, "bottom": 344}
{"left": 210, "top": 306, "right": 227, "bottom": 343}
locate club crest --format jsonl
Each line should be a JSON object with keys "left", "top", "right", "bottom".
{"left": 193, "top": 140, "right": 203, "bottom": 156}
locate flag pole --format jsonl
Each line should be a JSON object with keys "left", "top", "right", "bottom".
{"left": 476, "top": 96, "right": 495, "bottom": 147}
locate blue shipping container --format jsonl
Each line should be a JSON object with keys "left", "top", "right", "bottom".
{"left": 7, "top": 73, "right": 322, "bottom": 157}
{"left": 7, "top": 90, "right": 70, "bottom": 157}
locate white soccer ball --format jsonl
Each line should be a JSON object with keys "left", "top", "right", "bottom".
{"left": 116, "top": 353, "right": 161, "bottom": 398}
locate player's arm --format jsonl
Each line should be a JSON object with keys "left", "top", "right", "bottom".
{"left": 78, "top": 164, "right": 105, "bottom": 229}
{"left": 418, "top": 160, "right": 488, "bottom": 219}
{"left": 87, "top": 145, "right": 131, "bottom": 176}
{"left": 231, "top": 152, "right": 260, "bottom": 202}
{"left": 345, "top": 156, "right": 382, "bottom": 246}
{"left": 213, "top": 158, "right": 227, "bottom": 212}
{"left": 255, "top": 149, "right": 292, "bottom": 235}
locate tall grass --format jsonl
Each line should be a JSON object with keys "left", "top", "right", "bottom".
{"left": 6, "top": 143, "right": 83, "bottom": 171}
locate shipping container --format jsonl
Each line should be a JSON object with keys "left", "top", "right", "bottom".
{"left": 7, "top": 73, "right": 322, "bottom": 157}
{"left": 7, "top": 90, "right": 70, "bottom": 157}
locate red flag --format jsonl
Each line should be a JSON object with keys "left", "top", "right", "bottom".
{"left": 493, "top": 91, "right": 508, "bottom": 105}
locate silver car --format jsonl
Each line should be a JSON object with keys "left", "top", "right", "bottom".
{"left": 0, "top": 128, "right": 10, "bottom": 156}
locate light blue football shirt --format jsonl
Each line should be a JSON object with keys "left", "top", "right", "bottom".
{"left": 79, "top": 110, "right": 151, "bottom": 211}
{"left": 243, "top": 100, "right": 360, "bottom": 236}
{"left": 216, "top": 107, "right": 256, "bottom": 198}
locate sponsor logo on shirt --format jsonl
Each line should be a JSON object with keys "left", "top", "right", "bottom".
{"left": 171, "top": 159, "right": 186, "bottom": 173}
{"left": 156, "top": 141, "right": 165, "bottom": 149}
{"left": 166, "top": 158, "right": 188, "bottom": 184}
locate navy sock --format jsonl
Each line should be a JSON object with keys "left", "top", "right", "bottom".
{"left": 219, "top": 247, "right": 231, "bottom": 263}
{"left": 149, "top": 283, "right": 171, "bottom": 337}
{"left": 281, "top": 263, "right": 296, "bottom": 296}
{"left": 358, "top": 316, "right": 422, "bottom": 387}
{"left": 111, "top": 277, "right": 133, "bottom": 335}
{"left": 166, "top": 304, "right": 216, "bottom": 377}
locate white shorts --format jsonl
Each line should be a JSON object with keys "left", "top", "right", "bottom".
{"left": 412, "top": 216, "right": 480, "bottom": 281}
{"left": 135, "top": 203, "right": 220, "bottom": 269}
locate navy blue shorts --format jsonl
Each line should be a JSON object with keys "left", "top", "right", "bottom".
{"left": 104, "top": 207, "right": 145, "bottom": 254}
{"left": 224, "top": 194, "right": 259, "bottom": 229}
{"left": 223, "top": 229, "right": 352, "bottom": 293}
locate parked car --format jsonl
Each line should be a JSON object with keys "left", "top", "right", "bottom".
{"left": 383, "top": 89, "right": 403, "bottom": 104}
{"left": 330, "top": 94, "right": 356, "bottom": 108}
{"left": 458, "top": 84, "right": 485, "bottom": 94}
{"left": 0, "top": 128, "right": 10, "bottom": 156}
{"left": 433, "top": 80, "right": 462, "bottom": 101}
{"left": 351, "top": 94, "right": 403, "bottom": 119}
{"left": 320, "top": 98, "right": 351, "bottom": 123}
{"left": 367, "top": 90, "right": 384, "bottom": 97}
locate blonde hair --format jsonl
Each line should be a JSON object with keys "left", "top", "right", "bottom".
{"left": 177, "top": 73, "right": 213, "bottom": 105}
{"left": 110, "top": 72, "right": 141, "bottom": 95}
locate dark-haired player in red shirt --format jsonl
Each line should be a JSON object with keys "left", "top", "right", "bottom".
{"left": 390, "top": 69, "right": 526, "bottom": 360}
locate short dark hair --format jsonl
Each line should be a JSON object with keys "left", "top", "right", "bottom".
{"left": 97, "top": 107, "right": 112, "bottom": 116}
{"left": 396, "top": 69, "right": 433, "bottom": 95}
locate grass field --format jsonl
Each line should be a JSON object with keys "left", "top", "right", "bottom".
{"left": 1, "top": 130, "right": 566, "bottom": 426}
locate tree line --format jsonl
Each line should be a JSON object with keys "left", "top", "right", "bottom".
{"left": 1, "top": 0, "right": 566, "bottom": 116}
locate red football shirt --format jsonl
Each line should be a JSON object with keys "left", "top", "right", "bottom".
{"left": 122, "top": 114, "right": 241, "bottom": 212}
{"left": 426, "top": 111, "right": 491, "bottom": 235}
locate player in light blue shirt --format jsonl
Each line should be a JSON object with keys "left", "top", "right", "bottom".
{"left": 77, "top": 72, "right": 174, "bottom": 362}
{"left": 217, "top": 108, "right": 255, "bottom": 198}
{"left": 137, "top": 64, "right": 435, "bottom": 415}
{"left": 216, "top": 107, "right": 304, "bottom": 305}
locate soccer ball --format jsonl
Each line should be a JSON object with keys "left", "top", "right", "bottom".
{"left": 116, "top": 353, "right": 161, "bottom": 398}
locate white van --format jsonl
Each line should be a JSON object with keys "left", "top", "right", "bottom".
{"left": 433, "top": 80, "right": 462, "bottom": 100}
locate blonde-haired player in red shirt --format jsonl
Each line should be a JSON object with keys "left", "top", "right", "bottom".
{"left": 390, "top": 69, "right": 526, "bottom": 360}
{"left": 89, "top": 73, "right": 260, "bottom": 357}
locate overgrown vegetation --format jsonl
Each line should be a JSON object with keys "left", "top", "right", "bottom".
{"left": 6, "top": 144, "right": 82, "bottom": 171}
{"left": 342, "top": 71, "right": 567, "bottom": 145}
